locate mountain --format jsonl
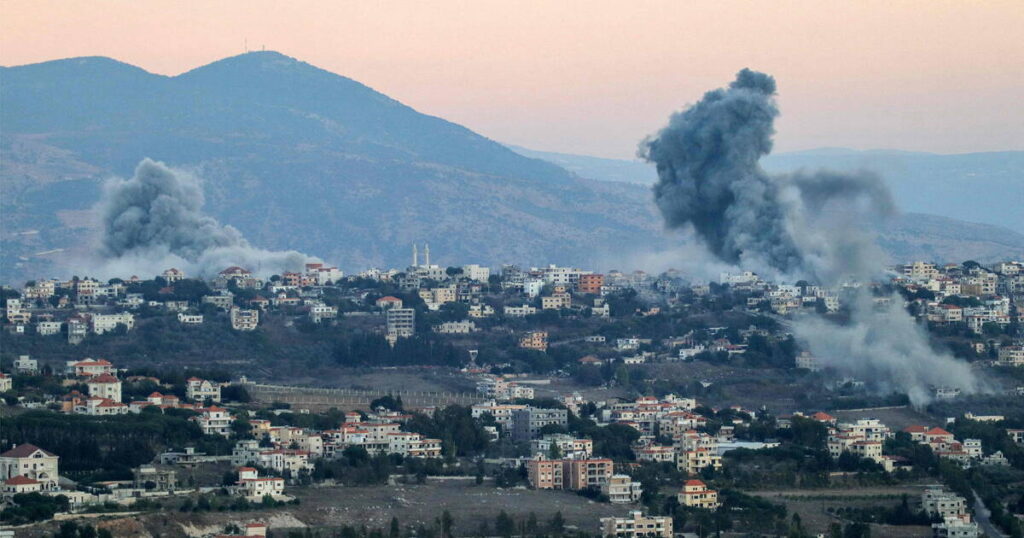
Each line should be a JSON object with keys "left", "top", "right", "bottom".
{"left": 509, "top": 146, "right": 1024, "bottom": 234}
{"left": 1, "top": 52, "right": 1020, "bottom": 283}
{"left": 1, "top": 52, "right": 664, "bottom": 280}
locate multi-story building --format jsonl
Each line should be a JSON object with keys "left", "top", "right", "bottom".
{"left": 601, "top": 474, "right": 643, "bottom": 504}
{"left": 599, "top": 511, "right": 672, "bottom": 538}
{"left": 230, "top": 307, "right": 259, "bottom": 331}
{"left": 998, "top": 345, "right": 1024, "bottom": 367}
{"left": 386, "top": 308, "right": 415, "bottom": 338}
{"left": 86, "top": 374, "right": 122, "bottom": 403}
{"left": 186, "top": 377, "right": 222, "bottom": 403}
{"left": 564, "top": 458, "right": 614, "bottom": 490}
{"left": 193, "top": 406, "right": 234, "bottom": 437}
{"left": 527, "top": 457, "right": 565, "bottom": 489}
{"left": 530, "top": 434, "right": 593, "bottom": 459}
{"left": 577, "top": 273, "right": 604, "bottom": 295}
{"left": 91, "top": 312, "right": 135, "bottom": 335}
{"left": 67, "top": 358, "right": 115, "bottom": 377}
{"left": 511, "top": 407, "right": 567, "bottom": 441}
{"left": 0, "top": 444, "right": 60, "bottom": 491}
{"left": 503, "top": 305, "right": 537, "bottom": 318}
{"left": 236, "top": 467, "right": 285, "bottom": 500}
{"left": 678, "top": 479, "right": 720, "bottom": 510}
{"left": 519, "top": 331, "right": 548, "bottom": 352}
{"left": 677, "top": 447, "right": 722, "bottom": 475}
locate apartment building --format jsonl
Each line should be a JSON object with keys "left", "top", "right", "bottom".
{"left": 511, "top": 407, "right": 567, "bottom": 441}
{"left": 599, "top": 511, "right": 672, "bottom": 538}
{"left": 601, "top": 474, "right": 642, "bottom": 504}
{"left": 230, "top": 307, "right": 260, "bottom": 331}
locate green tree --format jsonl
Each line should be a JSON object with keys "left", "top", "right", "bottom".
{"left": 496, "top": 511, "right": 516, "bottom": 538}
{"left": 441, "top": 510, "right": 454, "bottom": 538}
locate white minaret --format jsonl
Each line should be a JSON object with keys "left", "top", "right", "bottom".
{"left": 424, "top": 243, "right": 430, "bottom": 266}
{"left": 412, "top": 244, "right": 418, "bottom": 267}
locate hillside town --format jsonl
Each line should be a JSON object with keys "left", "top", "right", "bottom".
{"left": 1, "top": 252, "right": 1023, "bottom": 537}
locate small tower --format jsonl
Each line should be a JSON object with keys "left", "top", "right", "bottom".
{"left": 412, "top": 244, "right": 419, "bottom": 267}
{"left": 424, "top": 243, "right": 431, "bottom": 266}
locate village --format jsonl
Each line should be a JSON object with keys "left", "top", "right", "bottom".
{"left": 1, "top": 252, "right": 1023, "bottom": 537}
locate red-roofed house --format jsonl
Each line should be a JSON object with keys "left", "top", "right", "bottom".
{"left": 678, "top": 479, "right": 720, "bottom": 509}
{"left": 67, "top": 358, "right": 114, "bottom": 377}
{"left": 2, "top": 475, "right": 42, "bottom": 497}
{"left": 0, "top": 444, "right": 59, "bottom": 491}
{"left": 87, "top": 373, "right": 122, "bottom": 402}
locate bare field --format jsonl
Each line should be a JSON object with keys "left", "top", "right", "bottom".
{"left": 292, "top": 480, "right": 632, "bottom": 532}
{"left": 12, "top": 481, "right": 635, "bottom": 537}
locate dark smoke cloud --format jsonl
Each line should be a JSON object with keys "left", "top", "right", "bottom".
{"left": 91, "top": 158, "right": 316, "bottom": 278}
{"left": 639, "top": 69, "right": 895, "bottom": 283}
{"left": 641, "top": 69, "right": 982, "bottom": 406}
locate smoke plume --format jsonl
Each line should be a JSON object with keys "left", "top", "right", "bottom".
{"left": 91, "top": 158, "right": 316, "bottom": 278}
{"left": 641, "top": 69, "right": 981, "bottom": 406}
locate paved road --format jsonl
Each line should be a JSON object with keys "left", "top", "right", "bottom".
{"left": 973, "top": 491, "right": 1007, "bottom": 538}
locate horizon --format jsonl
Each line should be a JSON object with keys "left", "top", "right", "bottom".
{"left": 5, "top": 49, "right": 1021, "bottom": 161}
{"left": 2, "top": 1, "right": 1021, "bottom": 160}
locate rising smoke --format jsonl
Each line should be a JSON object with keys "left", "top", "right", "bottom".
{"left": 91, "top": 158, "right": 316, "bottom": 278}
{"left": 640, "top": 69, "right": 982, "bottom": 406}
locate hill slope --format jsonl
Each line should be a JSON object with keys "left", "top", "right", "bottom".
{"left": 1, "top": 52, "right": 663, "bottom": 279}
{"left": 2, "top": 53, "right": 1020, "bottom": 282}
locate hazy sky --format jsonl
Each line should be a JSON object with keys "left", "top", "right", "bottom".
{"left": 2, "top": 0, "right": 1022, "bottom": 159}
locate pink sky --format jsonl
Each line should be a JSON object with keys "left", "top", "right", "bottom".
{"left": 2, "top": 0, "right": 1022, "bottom": 159}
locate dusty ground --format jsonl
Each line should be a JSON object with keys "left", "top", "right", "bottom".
{"left": 750, "top": 485, "right": 936, "bottom": 537}
{"left": 11, "top": 480, "right": 635, "bottom": 537}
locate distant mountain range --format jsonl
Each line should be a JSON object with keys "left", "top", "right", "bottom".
{"left": 1, "top": 51, "right": 1021, "bottom": 282}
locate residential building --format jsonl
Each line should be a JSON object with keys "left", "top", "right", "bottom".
{"left": 578, "top": 273, "right": 604, "bottom": 294}
{"left": 0, "top": 444, "right": 59, "bottom": 491}
{"left": 194, "top": 406, "right": 235, "bottom": 437}
{"left": 86, "top": 374, "right": 122, "bottom": 403}
{"left": 434, "top": 320, "right": 475, "bottom": 334}
{"left": 998, "top": 345, "right": 1024, "bottom": 367}
{"left": 599, "top": 511, "right": 672, "bottom": 538}
{"left": 678, "top": 479, "right": 720, "bottom": 510}
{"left": 91, "top": 312, "right": 135, "bottom": 334}
{"left": 230, "top": 307, "right": 259, "bottom": 331}
{"left": 386, "top": 308, "right": 415, "bottom": 338}
{"left": 511, "top": 407, "right": 568, "bottom": 441}
{"left": 133, "top": 464, "right": 177, "bottom": 491}
{"left": 519, "top": 330, "right": 548, "bottom": 351}
{"left": 36, "top": 321, "right": 63, "bottom": 335}
{"left": 677, "top": 447, "right": 722, "bottom": 475}
{"left": 67, "top": 358, "right": 114, "bottom": 377}
{"left": 601, "top": 474, "right": 643, "bottom": 504}
{"left": 187, "top": 377, "right": 222, "bottom": 402}
{"left": 527, "top": 457, "right": 565, "bottom": 489}
{"left": 0, "top": 374, "right": 10, "bottom": 392}
{"left": 236, "top": 467, "right": 285, "bottom": 500}
{"left": 503, "top": 305, "right": 537, "bottom": 317}
{"left": 531, "top": 434, "right": 593, "bottom": 459}
{"left": 13, "top": 355, "right": 38, "bottom": 374}
{"left": 564, "top": 458, "right": 614, "bottom": 490}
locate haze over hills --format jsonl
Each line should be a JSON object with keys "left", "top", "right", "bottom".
{"left": 511, "top": 145, "right": 1024, "bottom": 234}
{"left": 1, "top": 51, "right": 1021, "bottom": 282}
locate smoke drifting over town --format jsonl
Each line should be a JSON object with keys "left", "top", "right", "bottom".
{"left": 640, "top": 69, "right": 981, "bottom": 406}
{"left": 92, "top": 158, "right": 315, "bottom": 278}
